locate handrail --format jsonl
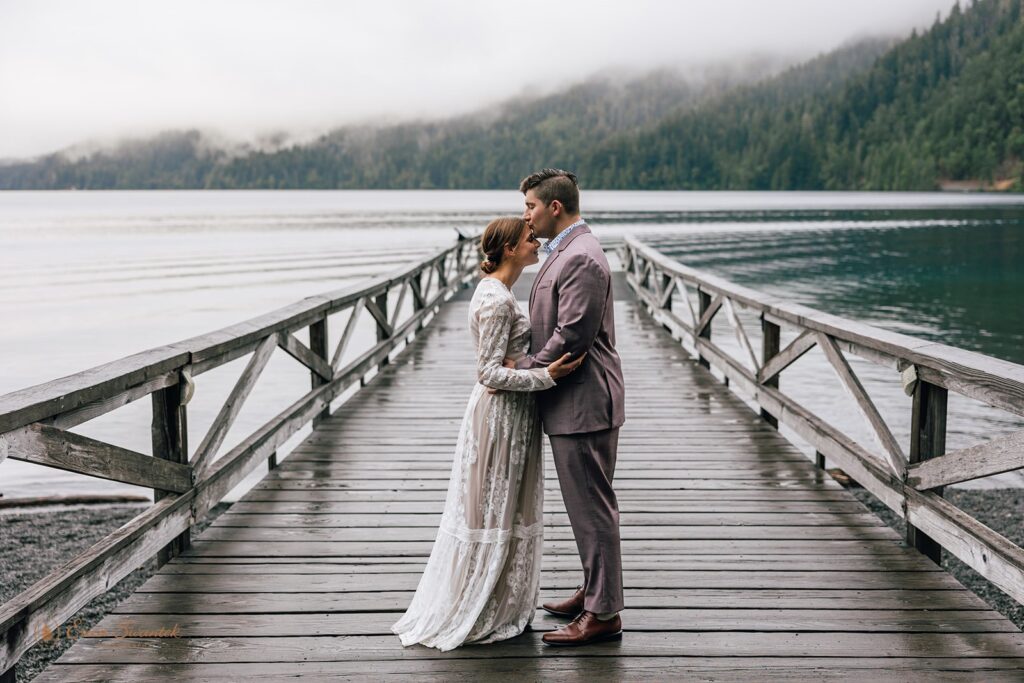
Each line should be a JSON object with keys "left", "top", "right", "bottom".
{"left": 621, "top": 235, "right": 1024, "bottom": 607}
{"left": 0, "top": 235, "right": 479, "bottom": 678}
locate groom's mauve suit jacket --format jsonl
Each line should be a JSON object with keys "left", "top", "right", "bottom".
{"left": 515, "top": 224, "right": 626, "bottom": 436}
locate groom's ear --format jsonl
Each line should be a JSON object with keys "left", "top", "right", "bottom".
{"left": 549, "top": 199, "right": 563, "bottom": 217}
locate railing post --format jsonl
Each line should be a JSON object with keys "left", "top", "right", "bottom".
{"left": 309, "top": 316, "right": 329, "bottom": 428}
{"left": 1, "top": 662, "right": 16, "bottom": 683}
{"left": 907, "top": 380, "right": 947, "bottom": 564}
{"left": 411, "top": 271, "right": 426, "bottom": 332}
{"left": 760, "top": 316, "right": 780, "bottom": 429}
{"left": 660, "top": 274, "right": 672, "bottom": 308}
{"left": 151, "top": 375, "right": 190, "bottom": 566}
{"left": 375, "top": 291, "right": 390, "bottom": 371}
{"left": 697, "top": 289, "right": 712, "bottom": 369}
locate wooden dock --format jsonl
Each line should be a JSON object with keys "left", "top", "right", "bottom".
{"left": 4, "top": 237, "right": 1024, "bottom": 680}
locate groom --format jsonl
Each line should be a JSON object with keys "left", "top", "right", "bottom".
{"left": 514, "top": 168, "right": 626, "bottom": 646}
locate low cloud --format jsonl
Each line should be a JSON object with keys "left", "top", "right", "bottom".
{"left": 0, "top": 0, "right": 960, "bottom": 159}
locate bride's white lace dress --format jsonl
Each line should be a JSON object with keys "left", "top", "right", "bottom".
{"left": 391, "top": 276, "right": 555, "bottom": 651}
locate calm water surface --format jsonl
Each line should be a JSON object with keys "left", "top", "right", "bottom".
{"left": 1, "top": 190, "right": 1022, "bottom": 499}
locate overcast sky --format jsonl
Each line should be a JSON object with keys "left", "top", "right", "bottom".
{"left": 0, "top": 0, "right": 961, "bottom": 159}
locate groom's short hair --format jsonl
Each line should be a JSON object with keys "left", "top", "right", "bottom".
{"left": 520, "top": 169, "right": 580, "bottom": 214}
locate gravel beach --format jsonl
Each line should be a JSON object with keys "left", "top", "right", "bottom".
{"left": 1, "top": 502, "right": 229, "bottom": 682}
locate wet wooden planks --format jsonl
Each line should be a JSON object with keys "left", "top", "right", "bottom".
{"left": 38, "top": 291, "right": 1024, "bottom": 681}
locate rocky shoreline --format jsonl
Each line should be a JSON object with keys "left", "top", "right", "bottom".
{"left": 0, "top": 502, "right": 230, "bottom": 682}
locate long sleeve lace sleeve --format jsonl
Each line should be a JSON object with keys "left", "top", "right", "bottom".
{"left": 474, "top": 290, "right": 556, "bottom": 392}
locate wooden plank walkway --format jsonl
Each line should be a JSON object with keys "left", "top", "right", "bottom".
{"left": 38, "top": 278, "right": 1024, "bottom": 681}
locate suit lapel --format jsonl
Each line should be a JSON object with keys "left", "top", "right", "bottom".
{"left": 529, "top": 224, "right": 591, "bottom": 312}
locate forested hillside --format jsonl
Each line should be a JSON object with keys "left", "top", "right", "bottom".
{"left": 585, "top": 0, "right": 1023, "bottom": 189}
{"left": 1, "top": 0, "right": 1020, "bottom": 191}
{"left": 0, "top": 72, "right": 711, "bottom": 190}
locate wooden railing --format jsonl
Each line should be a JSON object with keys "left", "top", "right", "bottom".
{"left": 621, "top": 235, "right": 1024, "bottom": 602}
{"left": 0, "top": 236, "right": 478, "bottom": 680}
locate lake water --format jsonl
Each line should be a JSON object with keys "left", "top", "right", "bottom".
{"left": 2, "top": 190, "right": 1023, "bottom": 501}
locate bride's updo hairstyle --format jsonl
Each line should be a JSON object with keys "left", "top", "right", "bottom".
{"left": 479, "top": 217, "right": 527, "bottom": 275}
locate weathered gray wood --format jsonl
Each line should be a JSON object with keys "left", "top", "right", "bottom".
{"left": 658, "top": 274, "right": 675, "bottom": 309}
{"left": 388, "top": 281, "right": 409, "bottom": 329}
{"left": 694, "top": 292, "right": 722, "bottom": 338}
{"left": 151, "top": 381, "right": 191, "bottom": 565}
{"left": 277, "top": 331, "right": 332, "bottom": 382}
{"left": 364, "top": 295, "right": 392, "bottom": 339}
{"left": 191, "top": 334, "right": 278, "bottom": 475}
{"left": 696, "top": 290, "right": 715, "bottom": 369}
{"left": 760, "top": 315, "right": 781, "bottom": 428}
{"left": 330, "top": 298, "right": 364, "bottom": 371}
{"left": 907, "top": 428, "right": 1024, "bottom": 490}
{"left": 754, "top": 380, "right": 906, "bottom": 514}
{"left": 111, "top": 587, "right": 990, "bottom": 614}
{"left": 723, "top": 298, "right": 759, "bottom": 371}
{"left": 907, "top": 380, "right": 948, "bottom": 564}
{"left": 136, "top": 570, "right": 957, "bottom": 593}
{"left": 0, "top": 348, "right": 190, "bottom": 435}
{"left": 81, "top": 609, "right": 1018, "bottom": 638}
{"left": 190, "top": 278, "right": 472, "bottom": 520}
{"left": 168, "top": 554, "right": 935, "bottom": 572}
{"left": 817, "top": 332, "right": 907, "bottom": 475}
{"left": 906, "top": 488, "right": 1024, "bottom": 605}
{"left": 209, "top": 511, "right": 884, "bottom": 528}
{"left": 676, "top": 278, "right": 698, "bottom": 325}
{"left": 0, "top": 423, "right": 190, "bottom": 493}
{"left": 42, "top": 371, "right": 178, "bottom": 431}
{"left": 193, "top": 524, "right": 898, "bottom": 543}
{"left": 758, "top": 329, "right": 815, "bottom": 385}
{"left": 48, "top": 632, "right": 1024, "bottom": 663}
{"left": 308, "top": 317, "right": 330, "bottom": 427}
{"left": 33, "top": 659, "right": 1024, "bottom": 682}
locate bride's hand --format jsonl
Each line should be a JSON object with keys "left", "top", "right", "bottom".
{"left": 548, "top": 352, "right": 586, "bottom": 380}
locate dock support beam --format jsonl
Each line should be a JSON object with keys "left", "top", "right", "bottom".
{"left": 375, "top": 292, "right": 390, "bottom": 372}
{"left": 310, "top": 316, "right": 330, "bottom": 428}
{"left": 697, "top": 290, "right": 712, "bottom": 370}
{"left": 907, "top": 380, "right": 947, "bottom": 565}
{"left": 152, "top": 378, "right": 190, "bottom": 567}
{"left": 760, "top": 316, "right": 780, "bottom": 429}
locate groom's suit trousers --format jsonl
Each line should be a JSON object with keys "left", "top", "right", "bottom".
{"left": 549, "top": 427, "right": 624, "bottom": 614}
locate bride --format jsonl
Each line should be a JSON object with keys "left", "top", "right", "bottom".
{"left": 391, "top": 217, "right": 583, "bottom": 651}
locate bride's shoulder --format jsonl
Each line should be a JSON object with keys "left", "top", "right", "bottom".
{"left": 474, "top": 277, "right": 509, "bottom": 296}
{"left": 472, "top": 278, "right": 513, "bottom": 308}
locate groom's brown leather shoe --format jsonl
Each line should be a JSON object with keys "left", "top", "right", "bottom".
{"left": 542, "top": 611, "right": 622, "bottom": 646}
{"left": 541, "top": 586, "right": 585, "bottom": 618}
